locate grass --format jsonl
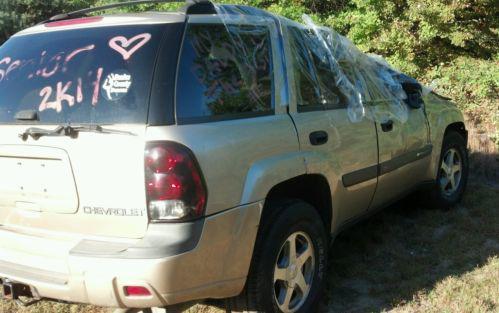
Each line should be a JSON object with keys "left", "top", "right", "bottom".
{"left": 467, "top": 120, "right": 499, "bottom": 185}
{"left": 1, "top": 181, "right": 497, "bottom": 313}
{"left": 323, "top": 182, "right": 499, "bottom": 313}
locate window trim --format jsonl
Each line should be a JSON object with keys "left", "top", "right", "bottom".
{"left": 297, "top": 103, "right": 344, "bottom": 113}
{"left": 176, "top": 109, "right": 275, "bottom": 125}
{"left": 148, "top": 22, "right": 185, "bottom": 126}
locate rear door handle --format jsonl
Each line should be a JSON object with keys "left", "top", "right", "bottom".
{"left": 381, "top": 120, "right": 394, "bottom": 132}
{"left": 309, "top": 131, "right": 328, "bottom": 146}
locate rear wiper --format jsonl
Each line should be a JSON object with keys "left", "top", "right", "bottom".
{"left": 19, "top": 126, "right": 66, "bottom": 140}
{"left": 19, "top": 125, "right": 136, "bottom": 140}
{"left": 68, "top": 125, "right": 136, "bottom": 137}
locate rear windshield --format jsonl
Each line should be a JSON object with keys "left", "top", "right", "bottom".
{"left": 0, "top": 25, "right": 165, "bottom": 125}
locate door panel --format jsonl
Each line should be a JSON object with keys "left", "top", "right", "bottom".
{"left": 370, "top": 104, "right": 431, "bottom": 210}
{"left": 404, "top": 107, "right": 430, "bottom": 152}
{"left": 282, "top": 21, "right": 379, "bottom": 228}
{"left": 291, "top": 109, "right": 378, "bottom": 225}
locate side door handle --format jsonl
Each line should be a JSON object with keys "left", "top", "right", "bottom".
{"left": 381, "top": 120, "right": 394, "bottom": 132}
{"left": 309, "top": 131, "right": 328, "bottom": 146}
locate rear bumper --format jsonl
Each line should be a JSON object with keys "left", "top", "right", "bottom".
{"left": 0, "top": 201, "right": 262, "bottom": 308}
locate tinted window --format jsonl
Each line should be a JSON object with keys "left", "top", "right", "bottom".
{"left": 288, "top": 27, "right": 344, "bottom": 111}
{"left": 176, "top": 23, "right": 273, "bottom": 122}
{"left": 0, "top": 25, "right": 165, "bottom": 124}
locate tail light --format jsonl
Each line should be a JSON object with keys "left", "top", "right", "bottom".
{"left": 145, "top": 142, "right": 207, "bottom": 222}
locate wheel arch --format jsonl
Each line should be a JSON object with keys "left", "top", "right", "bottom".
{"left": 262, "top": 174, "right": 333, "bottom": 234}
{"left": 444, "top": 121, "right": 468, "bottom": 143}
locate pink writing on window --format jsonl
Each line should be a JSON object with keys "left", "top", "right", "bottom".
{"left": 0, "top": 57, "right": 12, "bottom": 82}
{"left": 38, "top": 67, "right": 103, "bottom": 113}
{"left": 39, "top": 82, "right": 74, "bottom": 112}
{"left": 92, "top": 68, "right": 103, "bottom": 106}
{"left": 41, "top": 54, "right": 63, "bottom": 78}
{"left": 0, "top": 45, "right": 96, "bottom": 83}
{"left": 108, "top": 33, "right": 151, "bottom": 61}
{"left": 64, "top": 45, "right": 95, "bottom": 72}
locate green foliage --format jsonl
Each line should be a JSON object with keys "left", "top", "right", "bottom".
{"left": 423, "top": 55, "right": 499, "bottom": 125}
{"left": 324, "top": 0, "right": 498, "bottom": 76}
{"left": 0, "top": 0, "right": 95, "bottom": 43}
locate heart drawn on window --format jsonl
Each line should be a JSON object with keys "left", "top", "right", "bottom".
{"left": 108, "top": 33, "right": 152, "bottom": 61}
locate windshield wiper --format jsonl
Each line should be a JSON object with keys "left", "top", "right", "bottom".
{"left": 19, "top": 125, "right": 136, "bottom": 140}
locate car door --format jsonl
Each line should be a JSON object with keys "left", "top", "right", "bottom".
{"left": 369, "top": 99, "right": 432, "bottom": 210}
{"left": 282, "top": 23, "right": 379, "bottom": 228}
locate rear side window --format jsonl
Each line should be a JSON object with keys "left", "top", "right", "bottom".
{"left": 176, "top": 23, "right": 274, "bottom": 123}
{"left": 0, "top": 25, "right": 165, "bottom": 124}
{"left": 287, "top": 27, "right": 344, "bottom": 111}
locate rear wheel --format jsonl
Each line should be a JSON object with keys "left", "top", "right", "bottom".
{"left": 226, "top": 200, "right": 328, "bottom": 313}
{"left": 273, "top": 231, "right": 316, "bottom": 312}
{"left": 430, "top": 131, "right": 469, "bottom": 208}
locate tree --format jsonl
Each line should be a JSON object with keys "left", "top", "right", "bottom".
{"left": 0, "top": 0, "right": 95, "bottom": 44}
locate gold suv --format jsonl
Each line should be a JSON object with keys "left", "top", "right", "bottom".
{"left": 0, "top": 1, "right": 468, "bottom": 312}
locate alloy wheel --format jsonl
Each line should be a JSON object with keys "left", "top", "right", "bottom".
{"left": 439, "top": 147, "right": 462, "bottom": 196}
{"left": 273, "top": 231, "right": 315, "bottom": 313}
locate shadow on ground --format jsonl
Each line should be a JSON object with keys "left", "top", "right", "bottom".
{"left": 322, "top": 182, "right": 499, "bottom": 313}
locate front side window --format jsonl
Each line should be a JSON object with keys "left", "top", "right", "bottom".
{"left": 287, "top": 27, "right": 344, "bottom": 111}
{"left": 176, "top": 23, "right": 274, "bottom": 122}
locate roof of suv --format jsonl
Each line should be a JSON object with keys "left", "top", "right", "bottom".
{"left": 15, "top": 13, "right": 187, "bottom": 37}
{"left": 13, "top": 2, "right": 275, "bottom": 38}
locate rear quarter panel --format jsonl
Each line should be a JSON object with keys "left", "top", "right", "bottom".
{"left": 145, "top": 116, "right": 305, "bottom": 216}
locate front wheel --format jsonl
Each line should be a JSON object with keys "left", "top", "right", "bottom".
{"left": 226, "top": 200, "right": 328, "bottom": 313}
{"left": 430, "top": 131, "right": 469, "bottom": 208}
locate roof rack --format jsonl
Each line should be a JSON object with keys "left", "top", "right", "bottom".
{"left": 44, "top": 0, "right": 214, "bottom": 24}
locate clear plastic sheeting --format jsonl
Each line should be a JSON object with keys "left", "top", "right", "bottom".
{"left": 212, "top": 4, "right": 424, "bottom": 123}
{"left": 206, "top": 5, "right": 285, "bottom": 112}
{"left": 297, "top": 14, "right": 412, "bottom": 123}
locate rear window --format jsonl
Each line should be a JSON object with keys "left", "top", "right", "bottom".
{"left": 0, "top": 25, "right": 165, "bottom": 124}
{"left": 176, "top": 23, "right": 274, "bottom": 123}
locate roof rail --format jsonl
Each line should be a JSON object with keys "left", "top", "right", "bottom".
{"left": 44, "top": 0, "right": 213, "bottom": 23}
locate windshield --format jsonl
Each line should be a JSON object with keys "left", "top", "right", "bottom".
{"left": 0, "top": 24, "right": 165, "bottom": 125}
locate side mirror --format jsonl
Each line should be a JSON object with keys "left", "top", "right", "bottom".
{"left": 401, "top": 81, "right": 424, "bottom": 109}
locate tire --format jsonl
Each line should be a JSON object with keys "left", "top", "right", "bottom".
{"left": 429, "top": 131, "right": 469, "bottom": 209}
{"left": 226, "top": 199, "right": 328, "bottom": 313}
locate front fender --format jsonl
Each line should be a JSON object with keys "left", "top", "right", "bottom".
{"left": 424, "top": 93, "right": 466, "bottom": 178}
